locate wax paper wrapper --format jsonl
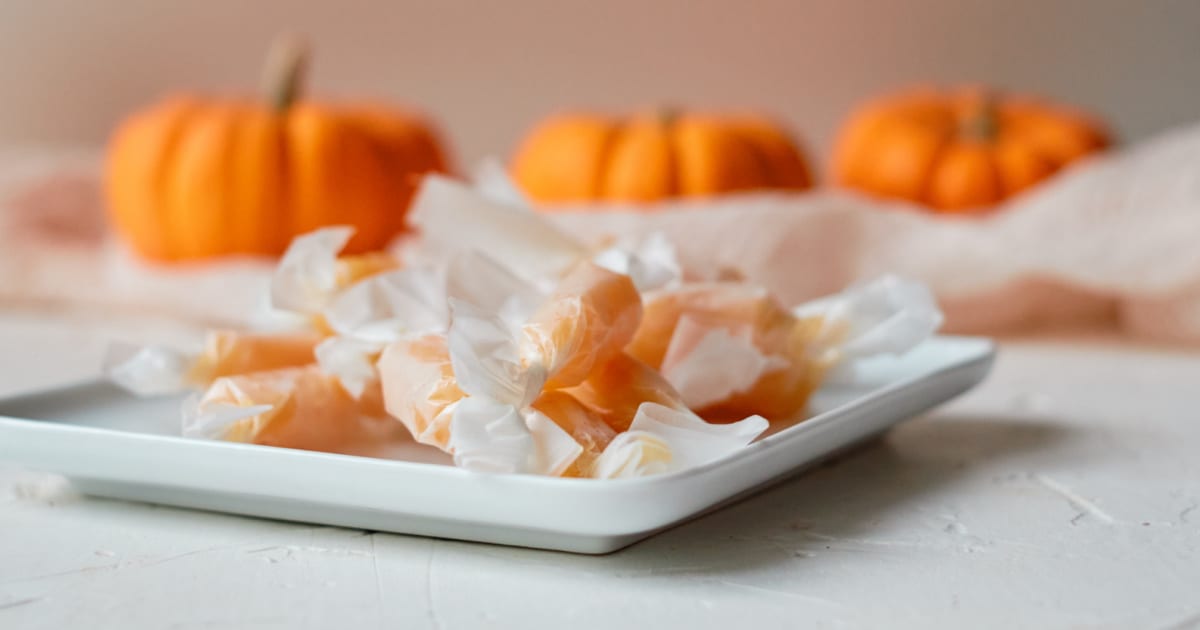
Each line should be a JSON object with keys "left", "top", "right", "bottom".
{"left": 404, "top": 172, "right": 684, "bottom": 292}
{"left": 265, "top": 225, "right": 446, "bottom": 398}
{"left": 105, "top": 330, "right": 321, "bottom": 395}
{"left": 591, "top": 403, "right": 768, "bottom": 479}
{"left": 375, "top": 258, "right": 637, "bottom": 476}
{"left": 183, "top": 365, "right": 399, "bottom": 453}
{"left": 103, "top": 226, "right": 406, "bottom": 399}
{"left": 627, "top": 275, "right": 941, "bottom": 421}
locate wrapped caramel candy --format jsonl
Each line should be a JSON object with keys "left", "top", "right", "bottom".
{"left": 184, "top": 365, "right": 398, "bottom": 453}
{"left": 106, "top": 329, "right": 321, "bottom": 396}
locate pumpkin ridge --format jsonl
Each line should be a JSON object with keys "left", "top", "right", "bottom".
{"left": 157, "top": 103, "right": 207, "bottom": 259}
{"left": 994, "top": 133, "right": 1053, "bottom": 198}
{"left": 107, "top": 99, "right": 195, "bottom": 261}
{"left": 272, "top": 109, "right": 292, "bottom": 254}
{"left": 980, "top": 145, "right": 1004, "bottom": 209}
{"left": 728, "top": 126, "right": 772, "bottom": 193}
{"left": 160, "top": 102, "right": 205, "bottom": 260}
{"left": 594, "top": 118, "right": 623, "bottom": 199}
{"left": 669, "top": 115, "right": 708, "bottom": 197}
{"left": 730, "top": 124, "right": 778, "bottom": 189}
{"left": 673, "top": 115, "right": 764, "bottom": 197}
{"left": 736, "top": 118, "right": 813, "bottom": 190}
{"left": 927, "top": 141, "right": 1004, "bottom": 212}
{"left": 996, "top": 104, "right": 1039, "bottom": 171}
{"left": 915, "top": 117, "right": 957, "bottom": 208}
{"left": 348, "top": 113, "right": 402, "bottom": 243}
{"left": 283, "top": 105, "right": 330, "bottom": 244}
{"left": 343, "top": 112, "right": 398, "bottom": 253}
{"left": 218, "top": 106, "right": 247, "bottom": 255}
{"left": 211, "top": 107, "right": 240, "bottom": 256}
{"left": 223, "top": 109, "right": 249, "bottom": 254}
{"left": 175, "top": 103, "right": 242, "bottom": 258}
{"left": 658, "top": 109, "right": 680, "bottom": 199}
{"left": 916, "top": 143, "right": 949, "bottom": 207}
{"left": 230, "top": 106, "right": 287, "bottom": 255}
{"left": 600, "top": 112, "right": 678, "bottom": 202}
{"left": 830, "top": 105, "right": 886, "bottom": 189}
{"left": 667, "top": 116, "right": 689, "bottom": 196}
{"left": 1014, "top": 132, "right": 1062, "bottom": 177}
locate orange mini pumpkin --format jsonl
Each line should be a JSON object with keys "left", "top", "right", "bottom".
{"left": 831, "top": 87, "right": 1109, "bottom": 213}
{"left": 106, "top": 37, "right": 450, "bottom": 261}
{"left": 511, "top": 111, "right": 812, "bottom": 205}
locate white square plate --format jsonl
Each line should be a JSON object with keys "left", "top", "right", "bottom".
{"left": 0, "top": 335, "right": 993, "bottom": 554}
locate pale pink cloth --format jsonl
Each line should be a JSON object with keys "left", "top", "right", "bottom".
{"left": 2, "top": 121, "right": 1199, "bottom": 341}
{"left": 0, "top": 150, "right": 272, "bottom": 328}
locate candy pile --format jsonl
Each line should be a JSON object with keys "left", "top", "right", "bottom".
{"left": 107, "top": 167, "right": 942, "bottom": 478}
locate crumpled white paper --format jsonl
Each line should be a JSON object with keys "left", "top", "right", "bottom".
{"left": 181, "top": 384, "right": 274, "bottom": 442}
{"left": 266, "top": 225, "right": 446, "bottom": 397}
{"left": 259, "top": 215, "right": 570, "bottom": 402}
{"left": 592, "top": 403, "right": 769, "bottom": 479}
{"left": 269, "top": 225, "right": 444, "bottom": 343}
{"left": 407, "top": 168, "right": 683, "bottom": 294}
{"left": 322, "top": 267, "right": 447, "bottom": 342}
{"left": 442, "top": 297, "right": 580, "bottom": 476}
{"left": 314, "top": 336, "right": 385, "bottom": 399}
{"left": 447, "top": 299, "right": 545, "bottom": 410}
{"left": 635, "top": 274, "right": 942, "bottom": 414}
{"left": 590, "top": 430, "right": 672, "bottom": 478}
{"left": 406, "top": 175, "right": 588, "bottom": 289}
{"left": 103, "top": 341, "right": 196, "bottom": 396}
{"left": 795, "top": 274, "right": 944, "bottom": 364}
{"left": 591, "top": 232, "right": 682, "bottom": 292}
{"left": 103, "top": 330, "right": 323, "bottom": 397}
{"left": 447, "top": 397, "right": 581, "bottom": 476}
{"left": 659, "top": 317, "right": 788, "bottom": 409}
{"left": 444, "top": 250, "right": 544, "bottom": 327}
{"left": 270, "top": 226, "right": 355, "bottom": 316}
{"left": 472, "top": 158, "right": 533, "bottom": 210}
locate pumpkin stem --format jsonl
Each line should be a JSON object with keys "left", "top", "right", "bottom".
{"left": 262, "top": 34, "right": 310, "bottom": 112}
{"left": 958, "top": 90, "right": 1001, "bottom": 141}
{"left": 656, "top": 106, "right": 681, "bottom": 130}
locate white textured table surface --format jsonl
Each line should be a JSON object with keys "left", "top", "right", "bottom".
{"left": 1, "top": 310, "right": 1198, "bottom": 629}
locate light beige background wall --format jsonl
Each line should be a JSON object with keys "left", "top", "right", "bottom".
{"left": 0, "top": 0, "right": 1196, "bottom": 170}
